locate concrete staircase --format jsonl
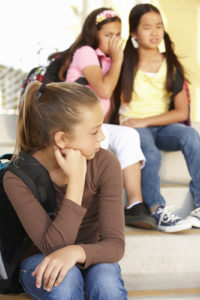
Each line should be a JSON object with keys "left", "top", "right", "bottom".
{"left": 0, "top": 115, "right": 200, "bottom": 299}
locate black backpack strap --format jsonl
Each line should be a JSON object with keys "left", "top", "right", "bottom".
{"left": 6, "top": 151, "right": 56, "bottom": 215}
{"left": 74, "top": 55, "right": 102, "bottom": 86}
{"left": 75, "top": 77, "right": 89, "bottom": 85}
{"left": 169, "top": 69, "right": 184, "bottom": 110}
{"left": 43, "top": 56, "right": 63, "bottom": 83}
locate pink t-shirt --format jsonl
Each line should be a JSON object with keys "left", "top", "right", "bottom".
{"left": 66, "top": 46, "right": 112, "bottom": 116}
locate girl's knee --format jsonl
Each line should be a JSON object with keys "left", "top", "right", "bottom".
{"left": 85, "top": 263, "right": 127, "bottom": 299}
{"left": 144, "top": 148, "right": 161, "bottom": 166}
{"left": 20, "top": 254, "right": 44, "bottom": 271}
{"left": 20, "top": 261, "right": 84, "bottom": 300}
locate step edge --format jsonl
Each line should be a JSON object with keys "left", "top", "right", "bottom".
{"left": 125, "top": 228, "right": 200, "bottom": 236}
{"left": 127, "top": 287, "right": 200, "bottom": 297}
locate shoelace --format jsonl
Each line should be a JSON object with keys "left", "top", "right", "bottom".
{"left": 157, "top": 205, "right": 180, "bottom": 226}
{"left": 191, "top": 207, "right": 200, "bottom": 217}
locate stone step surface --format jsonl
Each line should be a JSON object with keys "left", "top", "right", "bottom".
{"left": 125, "top": 272, "right": 200, "bottom": 299}
{"left": 122, "top": 228, "right": 200, "bottom": 299}
{"left": 120, "top": 228, "right": 200, "bottom": 275}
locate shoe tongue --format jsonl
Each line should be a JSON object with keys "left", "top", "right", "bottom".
{"left": 156, "top": 206, "right": 164, "bottom": 213}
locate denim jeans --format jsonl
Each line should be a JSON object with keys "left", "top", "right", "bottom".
{"left": 136, "top": 123, "right": 200, "bottom": 209}
{"left": 20, "top": 254, "right": 128, "bottom": 300}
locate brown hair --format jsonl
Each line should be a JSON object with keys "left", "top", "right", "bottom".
{"left": 48, "top": 7, "right": 121, "bottom": 81}
{"left": 16, "top": 81, "right": 100, "bottom": 154}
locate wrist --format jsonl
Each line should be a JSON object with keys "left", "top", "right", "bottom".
{"left": 75, "top": 245, "right": 86, "bottom": 263}
{"left": 65, "top": 178, "right": 85, "bottom": 205}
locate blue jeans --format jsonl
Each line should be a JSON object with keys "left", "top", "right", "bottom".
{"left": 20, "top": 254, "right": 128, "bottom": 300}
{"left": 136, "top": 123, "right": 200, "bottom": 209}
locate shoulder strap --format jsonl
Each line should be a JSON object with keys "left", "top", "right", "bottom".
{"left": 169, "top": 69, "right": 191, "bottom": 126}
{"left": 75, "top": 55, "right": 102, "bottom": 86}
{"left": 173, "top": 69, "right": 184, "bottom": 97}
{"left": 6, "top": 151, "right": 56, "bottom": 215}
{"left": 0, "top": 154, "right": 13, "bottom": 170}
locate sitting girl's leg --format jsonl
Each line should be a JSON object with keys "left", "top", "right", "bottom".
{"left": 157, "top": 123, "right": 200, "bottom": 227}
{"left": 102, "top": 124, "right": 144, "bottom": 203}
{"left": 20, "top": 253, "right": 84, "bottom": 300}
{"left": 102, "top": 124, "right": 145, "bottom": 170}
{"left": 135, "top": 127, "right": 165, "bottom": 210}
{"left": 84, "top": 262, "right": 127, "bottom": 300}
{"left": 102, "top": 123, "right": 156, "bottom": 229}
{"left": 123, "top": 161, "right": 143, "bottom": 205}
{"left": 156, "top": 123, "right": 200, "bottom": 208}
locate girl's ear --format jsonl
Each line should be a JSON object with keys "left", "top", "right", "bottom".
{"left": 54, "top": 131, "right": 69, "bottom": 149}
{"left": 131, "top": 32, "right": 137, "bottom": 39}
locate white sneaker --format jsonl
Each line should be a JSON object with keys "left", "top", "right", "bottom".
{"left": 151, "top": 205, "right": 192, "bottom": 233}
{"left": 186, "top": 207, "right": 200, "bottom": 228}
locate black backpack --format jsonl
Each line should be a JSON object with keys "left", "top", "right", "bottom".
{"left": 20, "top": 55, "right": 89, "bottom": 98}
{"left": 0, "top": 151, "right": 56, "bottom": 294}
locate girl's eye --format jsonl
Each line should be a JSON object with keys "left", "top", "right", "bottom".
{"left": 91, "top": 131, "right": 98, "bottom": 135}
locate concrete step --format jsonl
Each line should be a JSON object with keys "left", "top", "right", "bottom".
{"left": 120, "top": 228, "right": 200, "bottom": 275}
{"left": 0, "top": 295, "right": 30, "bottom": 299}
{"left": 121, "top": 228, "right": 200, "bottom": 299}
{"left": 125, "top": 273, "right": 200, "bottom": 299}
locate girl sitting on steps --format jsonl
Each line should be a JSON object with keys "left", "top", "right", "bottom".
{"left": 118, "top": 3, "right": 200, "bottom": 232}
{"left": 4, "top": 81, "right": 128, "bottom": 299}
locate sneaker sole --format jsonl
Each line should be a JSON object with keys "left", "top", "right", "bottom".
{"left": 125, "top": 216, "right": 156, "bottom": 229}
{"left": 158, "top": 222, "right": 192, "bottom": 233}
{"left": 187, "top": 216, "right": 200, "bottom": 228}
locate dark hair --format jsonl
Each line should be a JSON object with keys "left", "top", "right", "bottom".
{"left": 16, "top": 81, "right": 100, "bottom": 154}
{"left": 120, "top": 3, "right": 186, "bottom": 103}
{"left": 48, "top": 7, "right": 121, "bottom": 81}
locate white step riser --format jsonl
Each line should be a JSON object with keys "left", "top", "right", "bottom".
{"left": 120, "top": 232, "right": 200, "bottom": 275}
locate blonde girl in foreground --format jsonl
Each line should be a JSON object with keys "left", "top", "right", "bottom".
{"left": 4, "top": 81, "right": 128, "bottom": 299}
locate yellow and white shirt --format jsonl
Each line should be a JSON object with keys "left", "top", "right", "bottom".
{"left": 119, "top": 59, "right": 172, "bottom": 124}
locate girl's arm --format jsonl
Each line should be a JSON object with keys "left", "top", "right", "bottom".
{"left": 54, "top": 147, "right": 87, "bottom": 206}
{"left": 78, "top": 150, "right": 125, "bottom": 268}
{"left": 3, "top": 173, "right": 87, "bottom": 253}
{"left": 123, "top": 88, "right": 188, "bottom": 128}
{"left": 82, "top": 37, "right": 124, "bottom": 99}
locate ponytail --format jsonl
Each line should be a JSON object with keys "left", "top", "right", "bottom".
{"left": 120, "top": 36, "right": 139, "bottom": 103}
{"left": 16, "top": 81, "right": 42, "bottom": 154}
{"left": 164, "top": 31, "right": 188, "bottom": 92}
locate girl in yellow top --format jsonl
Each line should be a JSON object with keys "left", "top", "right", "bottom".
{"left": 118, "top": 3, "right": 200, "bottom": 232}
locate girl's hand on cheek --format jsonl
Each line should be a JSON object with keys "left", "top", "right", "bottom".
{"left": 54, "top": 146, "right": 87, "bottom": 180}
{"left": 109, "top": 36, "right": 124, "bottom": 64}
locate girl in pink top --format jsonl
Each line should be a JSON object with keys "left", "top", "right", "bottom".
{"left": 48, "top": 7, "right": 156, "bottom": 229}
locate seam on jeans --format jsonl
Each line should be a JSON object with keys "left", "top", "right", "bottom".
{"left": 19, "top": 277, "right": 35, "bottom": 300}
